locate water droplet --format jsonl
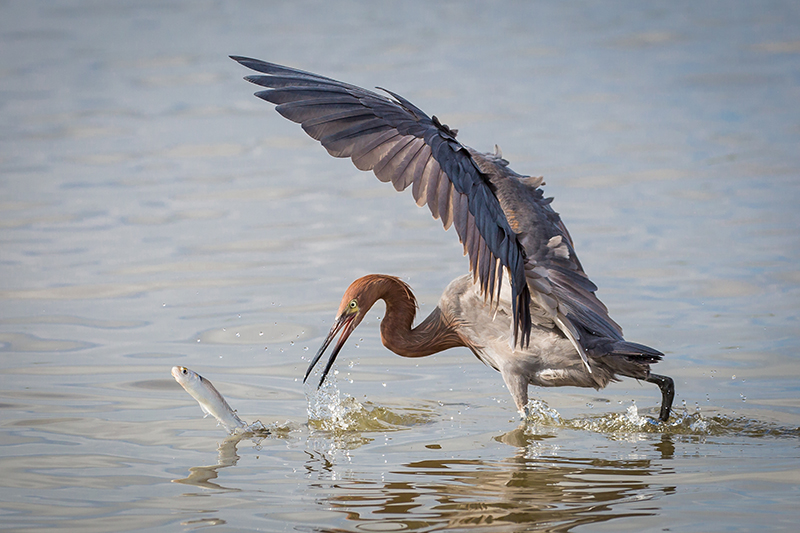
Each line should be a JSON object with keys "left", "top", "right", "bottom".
{"left": 290, "top": 341, "right": 294, "bottom": 345}
{"left": 731, "top": 375, "right": 736, "bottom": 380}
{"left": 196, "top": 339, "right": 200, "bottom": 343}
{"left": 303, "top": 346, "right": 309, "bottom": 351}
{"left": 382, "top": 383, "right": 387, "bottom": 387}
{"left": 235, "top": 332, "right": 240, "bottom": 338}
{"left": 259, "top": 331, "right": 264, "bottom": 336}
{"left": 162, "top": 303, "right": 166, "bottom": 307}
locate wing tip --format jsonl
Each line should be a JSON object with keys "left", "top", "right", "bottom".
{"left": 512, "top": 282, "right": 532, "bottom": 349}
{"left": 230, "top": 55, "right": 260, "bottom": 67}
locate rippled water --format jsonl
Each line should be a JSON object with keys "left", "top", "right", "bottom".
{"left": 2, "top": 1, "right": 799, "bottom": 531}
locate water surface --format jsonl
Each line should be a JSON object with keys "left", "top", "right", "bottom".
{"left": 1, "top": 1, "right": 799, "bottom": 531}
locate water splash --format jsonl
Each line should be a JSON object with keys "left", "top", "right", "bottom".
{"left": 524, "top": 398, "right": 563, "bottom": 425}
{"left": 522, "top": 399, "right": 800, "bottom": 438}
{"left": 306, "top": 379, "right": 359, "bottom": 431}
{"left": 227, "top": 419, "right": 298, "bottom": 442}
{"left": 305, "top": 380, "right": 434, "bottom": 433}
{"left": 564, "top": 403, "right": 663, "bottom": 433}
{"left": 660, "top": 411, "right": 800, "bottom": 438}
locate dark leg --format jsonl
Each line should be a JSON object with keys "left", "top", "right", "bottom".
{"left": 646, "top": 373, "right": 675, "bottom": 422}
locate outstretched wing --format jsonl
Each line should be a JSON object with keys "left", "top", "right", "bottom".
{"left": 231, "top": 56, "right": 532, "bottom": 346}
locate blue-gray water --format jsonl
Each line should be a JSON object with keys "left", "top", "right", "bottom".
{"left": 1, "top": 1, "right": 799, "bottom": 531}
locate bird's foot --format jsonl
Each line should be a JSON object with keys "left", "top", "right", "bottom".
{"left": 646, "top": 373, "right": 675, "bottom": 422}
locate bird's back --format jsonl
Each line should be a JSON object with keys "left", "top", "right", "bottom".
{"left": 440, "top": 273, "right": 658, "bottom": 391}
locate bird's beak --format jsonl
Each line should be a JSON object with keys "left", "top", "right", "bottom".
{"left": 303, "top": 311, "right": 358, "bottom": 388}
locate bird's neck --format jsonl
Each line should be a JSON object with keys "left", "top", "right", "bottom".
{"left": 378, "top": 285, "right": 465, "bottom": 358}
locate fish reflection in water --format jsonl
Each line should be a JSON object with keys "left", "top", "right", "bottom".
{"left": 172, "top": 433, "right": 245, "bottom": 491}
{"left": 172, "top": 426, "right": 297, "bottom": 491}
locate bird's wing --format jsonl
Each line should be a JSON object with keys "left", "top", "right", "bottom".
{"left": 475, "top": 153, "right": 624, "bottom": 370}
{"left": 232, "top": 56, "right": 532, "bottom": 346}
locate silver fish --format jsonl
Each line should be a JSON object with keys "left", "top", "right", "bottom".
{"left": 171, "top": 366, "right": 246, "bottom": 433}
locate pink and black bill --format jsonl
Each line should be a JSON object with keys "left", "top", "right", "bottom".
{"left": 303, "top": 312, "right": 358, "bottom": 388}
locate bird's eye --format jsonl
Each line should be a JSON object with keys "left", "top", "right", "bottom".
{"left": 349, "top": 299, "right": 358, "bottom": 310}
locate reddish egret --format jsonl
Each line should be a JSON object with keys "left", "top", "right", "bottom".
{"left": 232, "top": 56, "right": 674, "bottom": 422}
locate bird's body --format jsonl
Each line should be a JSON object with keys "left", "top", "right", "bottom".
{"left": 323, "top": 273, "right": 666, "bottom": 419}
{"left": 232, "top": 56, "right": 675, "bottom": 421}
{"left": 441, "top": 274, "right": 639, "bottom": 394}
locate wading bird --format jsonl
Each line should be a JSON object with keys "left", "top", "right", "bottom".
{"left": 232, "top": 56, "right": 675, "bottom": 422}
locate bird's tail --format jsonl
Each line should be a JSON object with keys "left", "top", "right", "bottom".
{"left": 608, "top": 340, "right": 663, "bottom": 364}
{"left": 586, "top": 337, "right": 663, "bottom": 364}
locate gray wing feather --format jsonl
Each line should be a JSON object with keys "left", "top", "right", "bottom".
{"left": 477, "top": 156, "right": 632, "bottom": 365}
{"left": 232, "top": 56, "right": 532, "bottom": 346}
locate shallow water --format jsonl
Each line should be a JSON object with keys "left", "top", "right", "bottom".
{"left": 1, "top": 1, "right": 799, "bottom": 531}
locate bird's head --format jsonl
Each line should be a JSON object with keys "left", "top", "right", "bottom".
{"left": 303, "top": 276, "right": 393, "bottom": 387}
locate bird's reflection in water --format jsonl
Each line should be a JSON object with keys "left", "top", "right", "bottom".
{"left": 498, "top": 425, "right": 676, "bottom": 461}
{"left": 305, "top": 427, "right": 676, "bottom": 532}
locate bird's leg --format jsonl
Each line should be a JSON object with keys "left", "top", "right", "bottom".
{"left": 646, "top": 373, "right": 675, "bottom": 422}
{"left": 501, "top": 370, "right": 529, "bottom": 419}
